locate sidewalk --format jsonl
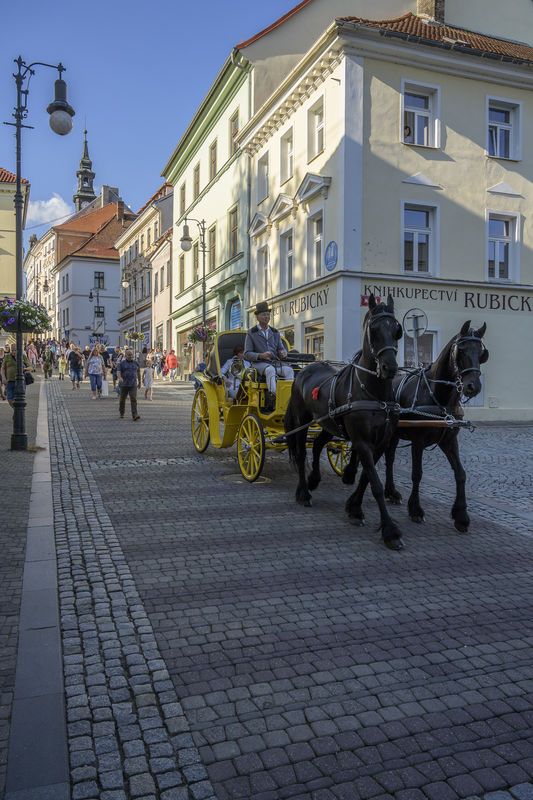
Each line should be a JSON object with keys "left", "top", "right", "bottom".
{"left": 2, "top": 375, "right": 533, "bottom": 800}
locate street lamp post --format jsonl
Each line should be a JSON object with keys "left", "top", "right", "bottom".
{"left": 180, "top": 217, "right": 207, "bottom": 359}
{"left": 4, "top": 55, "right": 74, "bottom": 450}
{"left": 88, "top": 287, "right": 105, "bottom": 342}
{"left": 122, "top": 256, "right": 150, "bottom": 356}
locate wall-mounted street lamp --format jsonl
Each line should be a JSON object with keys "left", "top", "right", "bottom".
{"left": 4, "top": 56, "right": 75, "bottom": 450}
{"left": 180, "top": 217, "right": 207, "bottom": 356}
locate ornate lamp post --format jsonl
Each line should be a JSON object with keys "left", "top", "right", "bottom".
{"left": 121, "top": 256, "right": 150, "bottom": 356}
{"left": 4, "top": 56, "right": 74, "bottom": 450}
{"left": 88, "top": 287, "right": 105, "bottom": 341}
{"left": 180, "top": 217, "right": 207, "bottom": 358}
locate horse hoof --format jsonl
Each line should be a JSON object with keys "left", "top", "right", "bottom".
{"left": 454, "top": 520, "right": 469, "bottom": 533}
{"left": 384, "top": 537, "right": 405, "bottom": 551}
{"left": 304, "top": 499, "right": 312, "bottom": 507}
{"left": 409, "top": 514, "right": 425, "bottom": 524}
{"left": 348, "top": 516, "right": 365, "bottom": 527}
{"left": 385, "top": 492, "right": 402, "bottom": 505}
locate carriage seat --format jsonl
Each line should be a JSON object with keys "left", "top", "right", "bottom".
{"left": 206, "top": 331, "right": 247, "bottom": 378}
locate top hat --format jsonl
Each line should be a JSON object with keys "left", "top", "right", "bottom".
{"left": 254, "top": 301, "right": 272, "bottom": 315}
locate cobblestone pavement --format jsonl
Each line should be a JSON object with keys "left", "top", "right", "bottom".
{"left": 39, "top": 376, "right": 533, "bottom": 800}
{"left": 0, "top": 381, "right": 39, "bottom": 798}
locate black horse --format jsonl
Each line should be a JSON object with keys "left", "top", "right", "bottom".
{"left": 349, "top": 320, "right": 488, "bottom": 533}
{"left": 284, "top": 294, "right": 405, "bottom": 550}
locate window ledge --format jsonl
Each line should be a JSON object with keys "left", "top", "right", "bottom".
{"left": 402, "top": 141, "right": 439, "bottom": 150}
{"left": 307, "top": 150, "right": 325, "bottom": 166}
{"left": 486, "top": 154, "right": 521, "bottom": 163}
{"left": 401, "top": 271, "right": 435, "bottom": 278}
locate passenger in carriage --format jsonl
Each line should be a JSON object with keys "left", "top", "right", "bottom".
{"left": 221, "top": 345, "right": 251, "bottom": 400}
{"left": 244, "top": 301, "right": 294, "bottom": 409}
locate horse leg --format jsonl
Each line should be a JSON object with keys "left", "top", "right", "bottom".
{"left": 384, "top": 435, "right": 403, "bottom": 504}
{"left": 307, "top": 430, "right": 331, "bottom": 491}
{"left": 342, "top": 448, "right": 359, "bottom": 485}
{"left": 345, "top": 469, "right": 369, "bottom": 526}
{"left": 293, "top": 428, "right": 312, "bottom": 506}
{"left": 348, "top": 445, "right": 403, "bottom": 549}
{"left": 407, "top": 440, "right": 425, "bottom": 523}
{"left": 439, "top": 433, "right": 470, "bottom": 533}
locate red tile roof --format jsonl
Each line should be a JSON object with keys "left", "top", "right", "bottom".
{"left": 237, "top": 0, "right": 313, "bottom": 49}
{"left": 70, "top": 214, "right": 135, "bottom": 260}
{"left": 53, "top": 203, "right": 117, "bottom": 234}
{"left": 337, "top": 12, "right": 533, "bottom": 63}
{"left": 136, "top": 183, "right": 173, "bottom": 216}
{"left": 0, "top": 167, "right": 28, "bottom": 184}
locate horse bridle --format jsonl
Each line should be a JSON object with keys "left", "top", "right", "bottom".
{"left": 366, "top": 311, "right": 401, "bottom": 360}
{"left": 451, "top": 334, "right": 487, "bottom": 385}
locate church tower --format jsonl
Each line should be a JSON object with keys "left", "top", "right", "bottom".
{"left": 73, "top": 130, "right": 96, "bottom": 211}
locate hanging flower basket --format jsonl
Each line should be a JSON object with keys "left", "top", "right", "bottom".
{"left": 125, "top": 331, "right": 145, "bottom": 342}
{"left": 188, "top": 324, "right": 216, "bottom": 344}
{"left": 0, "top": 298, "right": 52, "bottom": 333}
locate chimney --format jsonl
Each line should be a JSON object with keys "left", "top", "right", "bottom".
{"left": 116, "top": 200, "right": 125, "bottom": 223}
{"left": 29, "top": 234, "right": 38, "bottom": 250}
{"left": 417, "top": 0, "right": 445, "bottom": 22}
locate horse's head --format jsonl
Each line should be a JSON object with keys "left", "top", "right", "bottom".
{"left": 365, "top": 294, "right": 403, "bottom": 379}
{"left": 451, "top": 320, "right": 489, "bottom": 398}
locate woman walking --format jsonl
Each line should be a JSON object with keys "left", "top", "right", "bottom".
{"left": 84, "top": 345, "right": 107, "bottom": 399}
{"left": 26, "top": 341, "right": 38, "bottom": 372}
{"left": 143, "top": 357, "right": 153, "bottom": 400}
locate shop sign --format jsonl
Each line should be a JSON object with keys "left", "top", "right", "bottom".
{"left": 272, "top": 286, "right": 330, "bottom": 319}
{"left": 230, "top": 300, "right": 241, "bottom": 329}
{"left": 364, "top": 283, "right": 533, "bottom": 313}
{"left": 325, "top": 241, "right": 338, "bottom": 272}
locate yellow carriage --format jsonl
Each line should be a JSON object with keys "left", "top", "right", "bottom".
{"left": 190, "top": 330, "right": 351, "bottom": 482}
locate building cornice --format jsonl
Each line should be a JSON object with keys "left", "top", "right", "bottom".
{"left": 115, "top": 205, "right": 158, "bottom": 250}
{"left": 162, "top": 53, "right": 251, "bottom": 183}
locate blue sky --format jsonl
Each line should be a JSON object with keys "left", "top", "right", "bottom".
{"left": 1, "top": 0, "right": 296, "bottom": 236}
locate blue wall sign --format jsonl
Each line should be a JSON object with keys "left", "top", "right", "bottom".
{"left": 325, "top": 241, "right": 338, "bottom": 272}
{"left": 230, "top": 299, "right": 241, "bottom": 329}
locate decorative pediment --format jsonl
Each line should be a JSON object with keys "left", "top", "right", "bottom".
{"left": 249, "top": 213, "right": 268, "bottom": 238}
{"left": 487, "top": 181, "right": 522, "bottom": 197}
{"left": 269, "top": 194, "right": 296, "bottom": 225}
{"left": 402, "top": 172, "right": 442, "bottom": 189}
{"left": 296, "top": 173, "right": 331, "bottom": 204}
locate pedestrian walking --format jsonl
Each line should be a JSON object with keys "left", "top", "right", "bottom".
{"left": 26, "top": 341, "right": 38, "bottom": 371}
{"left": 0, "top": 348, "right": 6, "bottom": 401}
{"left": 84, "top": 345, "right": 107, "bottom": 399}
{"left": 43, "top": 346, "right": 54, "bottom": 379}
{"left": 117, "top": 349, "right": 141, "bottom": 420}
{"left": 166, "top": 349, "right": 178, "bottom": 381}
{"left": 67, "top": 346, "right": 83, "bottom": 389}
{"left": 110, "top": 346, "right": 122, "bottom": 392}
{"left": 58, "top": 353, "right": 67, "bottom": 380}
{"left": 0, "top": 343, "right": 31, "bottom": 407}
{"left": 143, "top": 358, "right": 153, "bottom": 400}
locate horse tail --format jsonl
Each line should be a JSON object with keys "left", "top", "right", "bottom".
{"left": 284, "top": 394, "right": 299, "bottom": 466}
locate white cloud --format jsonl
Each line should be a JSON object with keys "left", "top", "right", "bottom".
{"left": 26, "top": 193, "right": 73, "bottom": 228}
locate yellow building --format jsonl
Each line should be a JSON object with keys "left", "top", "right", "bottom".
{"left": 238, "top": 0, "right": 533, "bottom": 420}
{"left": 0, "top": 167, "right": 29, "bottom": 298}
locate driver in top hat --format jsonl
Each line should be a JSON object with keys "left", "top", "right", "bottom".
{"left": 244, "top": 301, "right": 294, "bottom": 406}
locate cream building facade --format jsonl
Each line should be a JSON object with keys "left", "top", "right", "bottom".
{"left": 237, "top": 0, "right": 533, "bottom": 421}
{"left": 0, "top": 167, "right": 29, "bottom": 300}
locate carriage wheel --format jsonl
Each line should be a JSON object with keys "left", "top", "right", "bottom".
{"left": 327, "top": 442, "right": 352, "bottom": 476}
{"left": 191, "top": 388, "right": 210, "bottom": 453}
{"left": 237, "top": 414, "right": 265, "bottom": 482}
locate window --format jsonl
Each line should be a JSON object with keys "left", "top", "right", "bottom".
{"left": 229, "top": 207, "right": 238, "bottom": 258}
{"left": 404, "top": 331, "right": 436, "bottom": 368}
{"left": 179, "top": 254, "right": 185, "bottom": 292}
{"left": 154, "top": 272, "right": 159, "bottom": 296}
{"left": 403, "top": 204, "right": 438, "bottom": 275}
{"left": 487, "top": 97, "right": 521, "bottom": 160}
{"left": 307, "top": 212, "right": 323, "bottom": 280}
{"left": 94, "top": 305, "right": 104, "bottom": 318}
{"left": 160, "top": 267, "right": 164, "bottom": 292}
{"left": 193, "top": 163, "right": 200, "bottom": 199}
{"left": 147, "top": 228, "right": 151, "bottom": 248}
{"left": 230, "top": 111, "right": 239, "bottom": 156}
{"left": 94, "top": 271, "right": 104, "bottom": 289}
{"left": 146, "top": 271, "right": 151, "bottom": 296}
{"left": 193, "top": 242, "right": 199, "bottom": 282}
{"left": 257, "top": 152, "right": 269, "bottom": 202}
{"left": 402, "top": 81, "right": 440, "bottom": 147}
{"left": 208, "top": 225, "right": 216, "bottom": 272}
{"left": 180, "top": 183, "right": 186, "bottom": 216}
{"left": 166, "top": 260, "right": 171, "bottom": 286}
{"left": 139, "top": 275, "right": 145, "bottom": 298}
{"left": 140, "top": 234, "right": 145, "bottom": 253}
{"left": 280, "top": 229, "right": 294, "bottom": 291}
{"left": 209, "top": 140, "right": 217, "bottom": 181}
{"left": 154, "top": 221, "right": 158, "bottom": 240}
{"left": 304, "top": 322, "right": 324, "bottom": 359}
{"left": 487, "top": 213, "right": 519, "bottom": 281}
{"left": 258, "top": 247, "right": 269, "bottom": 301}
{"left": 280, "top": 128, "right": 294, "bottom": 184}
{"left": 307, "top": 97, "right": 324, "bottom": 160}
